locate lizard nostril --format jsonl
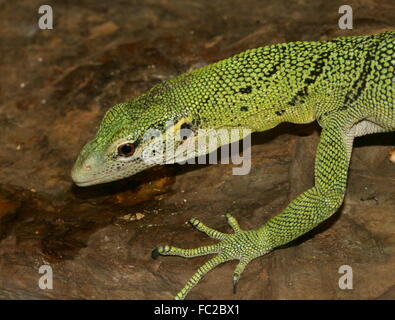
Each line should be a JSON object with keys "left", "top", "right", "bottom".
{"left": 85, "top": 164, "right": 92, "bottom": 171}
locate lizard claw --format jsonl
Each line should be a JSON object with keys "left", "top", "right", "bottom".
{"left": 153, "top": 214, "right": 272, "bottom": 299}
{"left": 233, "top": 279, "right": 238, "bottom": 294}
{"left": 151, "top": 248, "right": 160, "bottom": 260}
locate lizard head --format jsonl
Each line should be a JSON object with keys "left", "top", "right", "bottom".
{"left": 71, "top": 101, "right": 151, "bottom": 186}
{"left": 71, "top": 81, "right": 246, "bottom": 187}
{"left": 71, "top": 86, "right": 180, "bottom": 187}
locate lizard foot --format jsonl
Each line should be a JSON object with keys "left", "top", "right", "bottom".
{"left": 152, "top": 213, "right": 271, "bottom": 300}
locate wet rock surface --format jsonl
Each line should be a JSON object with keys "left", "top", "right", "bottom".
{"left": 0, "top": 0, "right": 394, "bottom": 299}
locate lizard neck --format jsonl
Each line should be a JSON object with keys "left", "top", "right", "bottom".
{"left": 164, "top": 41, "right": 337, "bottom": 133}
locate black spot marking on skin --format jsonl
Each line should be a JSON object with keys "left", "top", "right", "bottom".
{"left": 275, "top": 109, "right": 285, "bottom": 116}
{"left": 265, "top": 62, "right": 281, "bottom": 77}
{"left": 180, "top": 122, "right": 193, "bottom": 130}
{"left": 240, "top": 86, "right": 252, "bottom": 94}
{"left": 297, "top": 87, "right": 308, "bottom": 97}
{"left": 286, "top": 50, "right": 332, "bottom": 108}
{"left": 343, "top": 44, "right": 376, "bottom": 106}
{"left": 240, "top": 106, "right": 249, "bottom": 112}
{"left": 288, "top": 86, "right": 309, "bottom": 106}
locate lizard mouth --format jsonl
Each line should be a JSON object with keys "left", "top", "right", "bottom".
{"left": 72, "top": 178, "right": 99, "bottom": 187}
{"left": 71, "top": 161, "right": 118, "bottom": 187}
{"left": 71, "top": 172, "right": 108, "bottom": 187}
{"left": 71, "top": 171, "right": 127, "bottom": 187}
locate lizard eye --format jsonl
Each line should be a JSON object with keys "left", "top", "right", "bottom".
{"left": 118, "top": 143, "right": 136, "bottom": 157}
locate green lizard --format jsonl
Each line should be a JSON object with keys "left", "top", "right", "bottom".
{"left": 72, "top": 31, "right": 395, "bottom": 299}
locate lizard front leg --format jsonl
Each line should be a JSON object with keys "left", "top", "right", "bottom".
{"left": 153, "top": 118, "right": 356, "bottom": 300}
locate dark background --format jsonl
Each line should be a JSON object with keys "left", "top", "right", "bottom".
{"left": 0, "top": 0, "right": 394, "bottom": 299}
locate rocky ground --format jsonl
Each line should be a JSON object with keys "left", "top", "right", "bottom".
{"left": 0, "top": 0, "right": 394, "bottom": 299}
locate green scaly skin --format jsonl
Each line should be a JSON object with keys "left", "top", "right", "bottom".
{"left": 72, "top": 31, "right": 395, "bottom": 299}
